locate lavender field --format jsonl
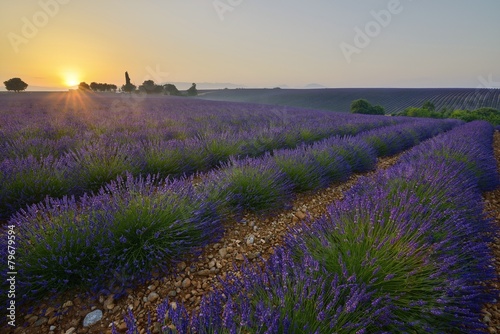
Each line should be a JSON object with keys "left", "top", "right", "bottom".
{"left": 199, "top": 88, "right": 500, "bottom": 114}
{"left": 0, "top": 92, "right": 403, "bottom": 219}
{"left": 1, "top": 92, "right": 499, "bottom": 333}
{"left": 139, "top": 121, "right": 499, "bottom": 333}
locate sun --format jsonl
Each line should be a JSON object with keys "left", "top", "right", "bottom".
{"left": 65, "top": 75, "right": 80, "bottom": 87}
{"left": 61, "top": 70, "right": 81, "bottom": 87}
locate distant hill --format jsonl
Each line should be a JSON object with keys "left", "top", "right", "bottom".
{"left": 197, "top": 88, "right": 500, "bottom": 114}
{"left": 304, "top": 83, "right": 327, "bottom": 89}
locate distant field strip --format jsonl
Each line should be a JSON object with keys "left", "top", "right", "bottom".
{"left": 199, "top": 88, "right": 500, "bottom": 114}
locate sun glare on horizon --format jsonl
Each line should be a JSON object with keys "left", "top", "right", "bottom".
{"left": 62, "top": 71, "right": 81, "bottom": 87}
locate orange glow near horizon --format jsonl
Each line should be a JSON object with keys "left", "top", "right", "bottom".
{"left": 1, "top": 2, "right": 499, "bottom": 90}
{"left": 62, "top": 71, "right": 81, "bottom": 88}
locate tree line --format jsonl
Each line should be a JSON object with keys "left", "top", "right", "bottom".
{"left": 393, "top": 101, "right": 500, "bottom": 125}
{"left": 78, "top": 82, "right": 117, "bottom": 92}
{"left": 78, "top": 72, "right": 198, "bottom": 96}
{"left": 351, "top": 98, "right": 500, "bottom": 126}
{"left": 3, "top": 71, "right": 198, "bottom": 96}
{"left": 96, "top": 71, "right": 197, "bottom": 96}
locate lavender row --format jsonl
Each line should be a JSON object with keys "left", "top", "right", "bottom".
{"left": 0, "top": 110, "right": 401, "bottom": 219}
{"left": 0, "top": 95, "right": 394, "bottom": 162}
{"left": 0, "top": 96, "right": 300, "bottom": 159}
{"left": 0, "top": 118, "right": 458, "bottom": 308}
{"left": 200, "top": 118, "right": 460, "bottom": 217}
{"left": 141, "top": 121, "right": 498, "bottom": 333}
{"left": 0, "top": 123, "right": 381, "bottom": 219}
{"left": 1, "top": 175, "right": 224, "bottom": 305}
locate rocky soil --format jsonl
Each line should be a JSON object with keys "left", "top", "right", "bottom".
{"left": 482, "top": 131, "right": 500, "bottom": 334}
{"left": 7, "top": 132, "right": 500, "bottom": 334}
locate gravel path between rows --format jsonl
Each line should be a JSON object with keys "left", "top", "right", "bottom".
{"left": 10, "top": 132, "right": 500, "bottom": 334}
{"left": 482, "top": 131, "right": 500, "bottom": 334}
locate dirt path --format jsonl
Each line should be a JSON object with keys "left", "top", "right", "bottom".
{"left": 482, "top": 131, "right": 500, "bottom": 334}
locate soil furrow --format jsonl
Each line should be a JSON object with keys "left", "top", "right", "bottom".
{"left": 482, "top": 131, "right": 500, "bottom": 334}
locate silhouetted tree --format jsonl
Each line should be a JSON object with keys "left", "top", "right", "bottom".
{"left": 187, "top": 83, "right": 198, "bottom": 96}
{"left": 139, "top": 80, "right": 163, "bottom": 94}
{"left": 89, "top": 82, "right": 117, "bottom": 92}
{"left": 4, "top": 77, "right": 28, "bottom": 92}
{"left": 164, "top": 84, "right": 181, "bottom": 96}
{"left": 350, "top": 99, "right": 384, "bottom": 115}
{"left": 78, "top": 82, "right": 91, "bottom": 90}
{"left": 122, "top": 71, "right": 136, "bottom": 93}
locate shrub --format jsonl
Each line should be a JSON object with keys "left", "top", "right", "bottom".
{"left": 350, "top": 99, "right": 385, "bottom": 115}
{"left": 402, "top": 121, "right": 499, "bottom": 191}
{"left": 71, "top": 143, "right": 140, "bottom": 194}
{"left": 5, "top": 174, "right": 222, "bottom": 303}
{"left": 331, "top": 137, "right": 377, "bottom": 172}
{"left": 103, "top": 175, "right": 222, "bottom": 285}
{"left": 140, "top": 140, "right": 188, "bottom": 177}
{"left": 8, "top": 195, "right": 109, "bottom": 299}
{"left": 202, "top": 134, "right": 243, "bottom": 167}
{"left": 310, "top": 144, "right": 352, "bottom": 184}
{"left": 273, "top": 147, "right": 329, "bottom": 192}
{"left": 201, "top": 156, "right": 293, "bottom": 216}
{"left": 0, "top": 155, "right": 73, "bottom": 219}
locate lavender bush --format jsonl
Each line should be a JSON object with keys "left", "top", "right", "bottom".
{"left": 273, "top": 147, "right": 329, "bottom": 192}
{"left": 358, "top": 119, "right": 459, "bottom": 157}
{"left": 0, "top": 155, "right": 74, "bottom": 218}
{"left": 401, "top": 120, "right": 500, "bottom": 191}
{"left": 201, "top": 155, "right": 293, "bottom": 216}
{"left": 329, "top": 136, "right": 378, "bottom": 173}
{"left": 2, "top": 174, "right": 222, "bottom": 302}
{"left": 71, "top": 142, "right": 142, "bottom": 194}
{"left": 118, "top": 247, "right": 390, "bottom": 334}
{"left": 309, "top": 144, "right": 352, "bottom": 184}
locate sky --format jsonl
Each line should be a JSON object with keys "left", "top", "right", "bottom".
{"left": 1, "top": 0, "right": 500, "bottom": 91}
